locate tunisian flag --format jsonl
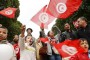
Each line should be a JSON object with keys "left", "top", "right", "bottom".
{"left": 0, "top": 7, "right": 17, "bottom": 18}
{"left": 40, "top": 37, "right": 49, "bottom": 43}
{"left": 47, "top": 0, "right": 82, "bottom": 19}
{"left": 53, "top": 39, "right": 84, "bottom": 58}
{"left": 31, "top": 5, "right": 55, "bottom": 29}
{"left": 13, "top": 44, "right": 20, "bottom": 60}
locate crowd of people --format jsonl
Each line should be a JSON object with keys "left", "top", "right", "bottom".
{"left": 0, "top": 16, "right": 90, "bottom": 60}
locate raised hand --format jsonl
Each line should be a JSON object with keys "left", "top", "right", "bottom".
{"left": 21, "top": 25, "right": 26, "bottom": 37}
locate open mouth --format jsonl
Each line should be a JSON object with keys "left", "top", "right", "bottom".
{"left": 0, "top": 37, "right": 3, "bottom": 39}
{"left": 84, "top": 46, "right": 88, "bottom": 49}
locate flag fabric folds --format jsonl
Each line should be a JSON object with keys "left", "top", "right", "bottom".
{"left": 47, "top": 0, "right": 82, "bottom": 19}
{"left": 0, "top": 7, "right": 17, "bottom": 18}
{"left": 53, "top": 39, "right": 84, "bottom": 58}
{"left": 40, "top": 37, "right": 49, "bottom": 43}
{"left": 31, "top": 5, "right": 55, "bottom": 29}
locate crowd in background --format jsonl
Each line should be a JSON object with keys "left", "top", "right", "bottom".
{"left": 0, "top": 16, "right": 90, "bottom": 60}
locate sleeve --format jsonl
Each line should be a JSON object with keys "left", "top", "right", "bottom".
{"left": 76, "top": 30, "right": 80, "bottom": 39}
{"left": 39, "top": 29, "right": 46, "bottom": 38}
{"left": 60, "top": 33, "right": 66, "bottom": 42}
{"left": 52, "top": 46, "right": 59, "bottom": 54}
{"left": 12, "top": 50, "right": 17, "bottom": 60}
{"left": 8, "top": 43, "right": 17, "bottom": 60}
{"left": 72, "top": 30, "right": 78, "bottom": 39}
{"left": 39, "top": 30, "right": 47, "bottom": 46}
{"left": 18, "top": 35, "right": 25, "bottom": 51}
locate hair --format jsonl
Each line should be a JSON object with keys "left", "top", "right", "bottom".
{"left": 64, "top": 23, "right": 70, "bottom": 26}
{"left": 79, "top": 17, "right": 87, "bottom": 22}
{"left": 79, "top": 38, "right": 88, "bottom": 43}
{"left": 65, "top": 22, "right": 69, "bottom": 24}
{"left": 25, "top": 35, "right": 34, "bottom": 44}
{"left": 47, "top": 31, "right": 50, "bottom": 36}
{"left": 14, "top": 35, "right": 19, "bottom": 38}
{"left": 0, "top": 26, "right": 8, "bottom": 33}
{"left": 25, "top": 35, "right": 30, "bottom": 41}
{"left": 47, "top": 30, "right": 54, "bottom": 37}
{"left": 26, "top": 28, "right": 33, "bottom": 33}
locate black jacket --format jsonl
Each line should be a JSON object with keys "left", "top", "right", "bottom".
{"left": 77, "top": 24, "right": 90, "bottom": 47}
{"left": 61, "top": 30, "right": 77, "bottom": 42}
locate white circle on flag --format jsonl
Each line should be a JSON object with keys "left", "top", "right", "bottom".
{"left": 56, "top": 3, "right": 67, "bottom": 13}
{"left": 61, "top": 45, "right": 77, "bottom": 55}
{"left": 39, "top": 12, "right": 48, "bottom": 23}
{"left": 15, "top": 46, "right": 19, "bottom": 54}
{"left": 5, "top": 10, "right": 13, "bottom": 15}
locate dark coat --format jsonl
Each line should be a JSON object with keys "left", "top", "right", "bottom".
{"left": 61, "top": 30, "right": 77, "bottom": 42}
{"left": 77, "top": 25, "right": 90, "bottom": 48}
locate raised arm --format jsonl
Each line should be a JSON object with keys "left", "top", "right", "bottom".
{"left": 18, "top": 25, "right": 26, "bottom": 51}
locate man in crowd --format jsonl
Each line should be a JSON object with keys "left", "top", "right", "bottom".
{"left": 11, "top": 35, "right": 19, "bottom": 45}
{"left": 0, "top": 26, "right": 16, "bottom": 60}
{"left": 11, "top": 35, "right": 20, "bottom": 60}
{"left": 77, "top": 16, "right": 90, "bottom": 48}
{"left": 61, "top": 23, "right": 77, "bottom": 42}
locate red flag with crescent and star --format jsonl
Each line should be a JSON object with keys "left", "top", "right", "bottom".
{"left": 53, "top": 39, "right": 85, "bottom": 58}
{"left": 31, "top": 5, "right": 55, "bottom": 29}
{"left": 47, "top": 0, "right": 82, "bottom": 19}
{"left": 0, "top": 7, "right": 17, "bottom": 18}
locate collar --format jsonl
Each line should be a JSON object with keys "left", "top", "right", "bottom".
{"left": 0, "top": 40, "right": 8, "bottom": 44}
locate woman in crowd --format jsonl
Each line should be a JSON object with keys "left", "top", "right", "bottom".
{"left": 47, "top": 30, "right": 62, "bottom": 60}
{"left": 19, "top": 25, "right": 36, "bottom": 60}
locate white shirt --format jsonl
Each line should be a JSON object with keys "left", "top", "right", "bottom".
{"left": 19, "top": 36, "right": 36, "bottom": 60}
{"left": 0, "top": 43, "right": 16, "bottom": 60}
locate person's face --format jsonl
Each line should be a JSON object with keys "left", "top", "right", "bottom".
{"left": 80, "top": 40, "right": 89, "bottom": 51}
{"left": 64, "top": 23, "right": 70, "bottom": 30}
{"left": 73, "top": 21, "right": 79, "bottom": 28}
{"left": 13, "top": 35, "right": 19, "bottom": 42}
{"left": 77, "top": 18, "right": 85, "bottom": 27}
{"left": 49, "top": 31, "right": 54, "bottom": 37}
{"left": 26, "top": 36, "right": 33, "bottom": 45}
{"left": 0, "top": 28, "right": 7, "bottom": 41}
{"left": 0, "top": 24, "right": 2, "bottom": 27}
{"left": 27, "top": 29, "right": 32, "bottom": 34}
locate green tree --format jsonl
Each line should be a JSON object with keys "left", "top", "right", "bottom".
{"left": 0, "top": 0, "right": 21, "bottom": 42}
